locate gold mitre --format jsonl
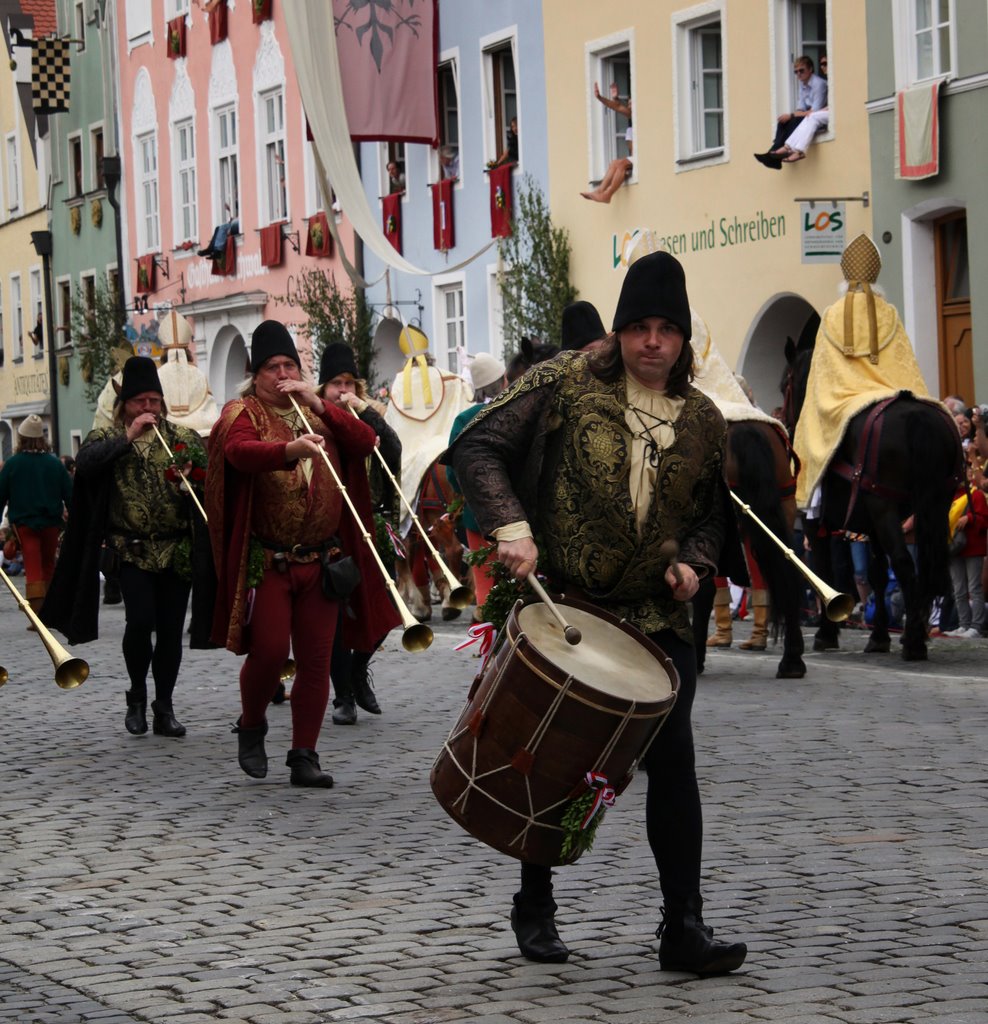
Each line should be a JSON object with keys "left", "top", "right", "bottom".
{"left": 626, "top": 229, "right": 665, "bottom": 266}
{"left": 398, "top": 324, "right": 430, "bottom": 356}
{"left": 838, "top": 234, "right": 883, "bottom": 364}
{"left": 840, "top": 234, "right": 882, "bottom": 284}
{"left": 158, "top": 310, "right": 194, "bottom": 350}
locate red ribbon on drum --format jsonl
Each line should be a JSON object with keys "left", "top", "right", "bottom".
{"left": 581, "top": 771, "right": 616, "bottom": 830}
{"left": 454, "top": 622, "right": 496, "bottom": 667}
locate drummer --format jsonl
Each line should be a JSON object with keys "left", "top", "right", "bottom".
{"left": 446, "top": 251, "right": 748, "bottom": 974}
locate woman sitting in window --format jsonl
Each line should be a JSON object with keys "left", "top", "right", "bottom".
{"left": 581, "top": 82, "right": 633, "bottom": 204}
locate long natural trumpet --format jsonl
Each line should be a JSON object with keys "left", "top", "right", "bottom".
{"left": 288, "top": 395, "right": 433, "bottom": 652}
{"left": 347, "top": 406, "right": 471, "bottom": 610}
{"left": 730, "top": 491, "right": 855, "bottom": 623}
{"left": 151, "top": 422, "right": 209, "bottom": 525}
{"left": 0, "top": 566, "right": 89, "bottom": 689}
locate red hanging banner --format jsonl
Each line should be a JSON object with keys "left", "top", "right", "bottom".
{"left": 305, "top": 212, "right": 332, "bottom": 257}
{"left": 208, "top": 2, "right": 228, "bottom": 45}
{"left": 166, "top": 16, "right": 186, "bottom": 59}
{"left": 431, "top": 179, "right": 454, "bottom": 251}
{"left": 211, "top": 235, "right": 236, "bottom": 277}
{"left": 259, "top": 222, "right": 283, "bottom": 268}
{"left": 252, "top": 0, "right": 272, "bottom": 25}
{"left": 135, "top": 254, "right": 156, "bottom": 294}
{"left": 488, "top": 164, "right": 513, "bottom": 239}
{"left": 382, "top": 193, "right": 402, "bottom": 254}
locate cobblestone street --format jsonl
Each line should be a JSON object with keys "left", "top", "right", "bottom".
{"left": 1, "top": 583, "right": 986, "bottom": 1023}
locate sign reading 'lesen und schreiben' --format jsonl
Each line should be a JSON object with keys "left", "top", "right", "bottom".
{"left": 800, "top": 202, "right": 845, "bottom": 264}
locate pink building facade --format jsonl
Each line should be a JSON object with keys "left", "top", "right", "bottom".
{"left": 116, "top": 0, "right": 355, "bottom": 403}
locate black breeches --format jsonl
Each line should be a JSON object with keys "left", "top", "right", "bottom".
{"left": 520, "top": 629, "right": 701, "bottom": 910}
{"left": 119, "top": 562, "right": 191, "bottom": 704}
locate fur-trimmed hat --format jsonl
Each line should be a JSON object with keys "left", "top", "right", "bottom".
{"left": 250, "top": 320, "right": 300, "bottom": 374}
{"left": 468, "top": 352, "right": 506, "bottom": 390}
{"left": 17, "top": 413, "right": 44, "bottom": 438}
{"left": 561, "top": 301, "right": 606, "bottom": 351}
{"left": 319, "top": 342, "right": 359, "bottom": 385}
{"left": 611, "top": 251, "right": 692, "bottom": 341}
{"left": 117, "top": 356, "right": 164, "bottom": 403}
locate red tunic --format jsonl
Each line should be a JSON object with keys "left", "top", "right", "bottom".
{"left": 205, "top": 395, "right": 401, "bottom": 654}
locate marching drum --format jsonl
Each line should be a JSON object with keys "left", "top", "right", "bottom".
{"left": 431, "top": 596, "right": 679, "bottom": 866}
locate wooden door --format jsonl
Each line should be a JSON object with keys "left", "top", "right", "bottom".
{"left": 934, "top": 211, "right": 973, "bottom": 400}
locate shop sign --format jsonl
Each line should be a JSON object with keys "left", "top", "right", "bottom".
{"left": 800, "top": 203, "right": 845, "bottom": 264}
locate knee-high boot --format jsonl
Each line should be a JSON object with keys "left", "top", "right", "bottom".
{"left": 706, "top": 586, "right": 733, "bottom": 648}
{"left": 739, "top": 590, "right": 769, "bottom": 650}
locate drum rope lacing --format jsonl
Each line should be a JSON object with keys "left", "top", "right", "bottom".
{"left": 443, "top": 627, "right": 647, "bottom": 855}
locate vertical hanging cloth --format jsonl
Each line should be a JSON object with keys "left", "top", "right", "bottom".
{"left": 135, "top": 255, "right": 156, "bottom": 294}
{"left": 211, "top": 235, "right": 236, "bottom": 277}
{"left": 489, "top": 164, "right": 513, "bottom": 239}
{"left": 382, "top": 193, "right": 402, "bottom": 254}
{"left": 305, "top": 212, "right": 332, "bottom": 257}
{"left": 209, "top": 2, "right": 228, "bottom": 45}
{"left": 259, "top": 222, "right": 283, "bottom": 267}
{"left": 431, "top": 179, "right": 454, "bottom": 252}
{"left": 894, "top": 81, "right": 941, "bottom": 180}
{"left": 252, "top": 0, "right": 273, "bottom": 25}
{"left": 167, "top": 16, "right": 187, "bottom": 59}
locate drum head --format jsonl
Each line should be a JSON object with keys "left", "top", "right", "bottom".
{"left": 517, "top": 603, "right": 672, "bottom": 703}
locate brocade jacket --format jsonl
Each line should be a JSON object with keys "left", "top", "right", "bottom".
{"left": 445, "top": 354, "right": 742, "bottom": 643}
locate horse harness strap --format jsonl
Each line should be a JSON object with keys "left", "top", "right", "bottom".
{"left": 830, "top": 396, "right": 907, "bottom": 529}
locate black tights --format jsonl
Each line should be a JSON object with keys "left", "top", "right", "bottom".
{"left": 119, "top": 562, "right": 191, "bottom": 706}
{"left": 519, "top": 629, "right": 701, "bottom": 911}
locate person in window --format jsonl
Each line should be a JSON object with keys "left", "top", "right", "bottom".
{"left": 581, "top": 82, "right": 633, "bottom": 203}
{"left": 387, "top": 160, "right": 406, "bottom": 194}
{"left": 770, "top": 55, "right": 830, "bottom": 164}
{"left": 754, "top": 55, "right": 828, "bottom": 169}
{"left": 489, "top": 117, "right": 519, "bottom": 168}
{"left": 439, "top": 145, "right": 459, "bottom": 181}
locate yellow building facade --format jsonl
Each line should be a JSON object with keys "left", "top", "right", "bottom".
{"left": 0, "top": 41, "right": 51, "bottom": 457}
{"left": 543, "top": 0, "right": 872, "bottom": 411}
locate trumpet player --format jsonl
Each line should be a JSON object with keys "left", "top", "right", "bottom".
{"left": 205, "top": 320, "right": 398, "bottom": 789}
{"left": 43, "top": 356, "right": 211, "bottom": 737}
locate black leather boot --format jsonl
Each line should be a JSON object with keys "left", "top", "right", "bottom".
{"left": 331, "top": 671, "right": 357, "bottom": 725}
{"left": 286, "top": 748, "right": 334, "bottom": 788}
{"left": 657, "top": 895, "right": 747, "bottom": 975}
{"left": 232, "top": 717, "right": 268, "bottom": 778}
{"left": 151, "top": 700, "right": 187, "bottom": 738}
{"left": 125, "top": 690, "right": 148, "bottom": 735}
{"left": 351, "top": 655, "right": 381, "bottom": 714}
{"left": 510, "top": 895, "right": 569, "bottom": 963}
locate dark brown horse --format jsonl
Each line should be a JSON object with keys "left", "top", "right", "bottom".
{"left": 693, "top": 419, "right": 807, "bottom": 679}
{"left": 782, "top": 337, "right": 963, "bottom": 660}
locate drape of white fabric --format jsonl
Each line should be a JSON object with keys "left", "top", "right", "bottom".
{"left": 283, "top": 1, "right": 495, "bottom": 286}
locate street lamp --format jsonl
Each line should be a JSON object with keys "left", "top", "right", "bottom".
{"left": 30, "top": 229, "right": 59, "bottom": 452}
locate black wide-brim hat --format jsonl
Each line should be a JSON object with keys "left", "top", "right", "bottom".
{"left": 250, "top": 320, "right": 301, "bottom": 374}
{"left": 117, "top": 356, "right": 164, "bottom": 403}
{"left": 319, "top": 342, "right": 359, "bottom": 385}
{"left": 611, "top": 251, "right": 692, "bottom": 341}
{"left": 561, "top": 301, "right": 606, "bottom": 351}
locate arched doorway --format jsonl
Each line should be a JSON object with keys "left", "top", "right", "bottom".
{"left": 739, "top": 293, "right": 820, "bottom": 416}
{"left": 210, "top": 325, "right": 249, "bottom": 407}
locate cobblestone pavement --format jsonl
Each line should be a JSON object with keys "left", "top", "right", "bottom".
{"left": 1, "top": 581, "right": 986, "bottom": 1023}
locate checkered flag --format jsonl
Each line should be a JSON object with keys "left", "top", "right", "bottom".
{"left": 32, "top": 37, "right": 71, "bottom": 115}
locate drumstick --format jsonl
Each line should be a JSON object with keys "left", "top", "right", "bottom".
{"left": 660, "top": 540, "right": 683, "bottom": 586}
{"left": 526, "top": 572, "right": 582, "bottom": 645}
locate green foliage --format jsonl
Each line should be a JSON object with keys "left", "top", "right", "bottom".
{"left": 72, "top": 273, "right": 127, "bottom": 408}
{"left": 559, "top": 789, "right": 606, "bottom": 861}
{"left": 374, "top": 512, "right": 396, "bottom": 577}
{"left": 285, "top": 269, "right": 376, "bottom": 386}
{"left": 497, "top": 175, "right": 577, "bottom": 354}
{"left": 466, "top": 545, "right": 532, "bottom": 631}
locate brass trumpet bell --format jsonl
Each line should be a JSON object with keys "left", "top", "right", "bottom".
{"left": 401, "top": 622, "right": 434, "bottom": 653}
{"left": 0, "top": 566, "right": 90, "bottom": 688}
